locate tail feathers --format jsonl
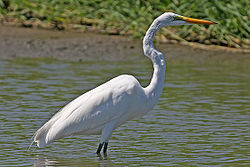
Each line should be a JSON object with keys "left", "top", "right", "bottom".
{"left": 33, "top": 124, "right": 51, "bottom": 148}
{"left": 32, "top": 98, "right": 86, "bottom": 148}
{"left": 33, "top": 118, "right": 69, "bottom": 148}
{"left": 33, "top": 120, "right": 59, "bottom": 148}
{"left": 32, "top": 109, "right": 65, "bottom": 148}
{"left": 28, "top": 122, "right": 58, "bottom": 150}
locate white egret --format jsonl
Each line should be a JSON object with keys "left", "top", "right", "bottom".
{"left": 32, "top": 12, "right": 216, "bottom": 154}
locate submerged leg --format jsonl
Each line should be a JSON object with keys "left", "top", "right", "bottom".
{"left": 96, "top": 143, "right": 104, "bottom": 154}
{"left": 103, "top": 142, "right": 108, "bottom": 153}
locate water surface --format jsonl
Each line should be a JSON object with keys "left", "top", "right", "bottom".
{"left": 0, "top": 54, "right": 249, "bottom": 166}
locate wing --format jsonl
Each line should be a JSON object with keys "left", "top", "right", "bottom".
{"left": 34, "top": 74, "right": 142, "bottom": 148}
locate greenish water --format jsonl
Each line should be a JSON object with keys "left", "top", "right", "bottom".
{"left": 0, "top": 55, "right": 249, "bottom": 166}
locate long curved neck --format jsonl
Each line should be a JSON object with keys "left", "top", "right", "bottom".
{"left": 143, "top": 18, "right": 166, "bottom": 108}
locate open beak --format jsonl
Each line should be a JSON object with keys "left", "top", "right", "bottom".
{"left": 175, "top": 16, "right": 217, "bottom": 25}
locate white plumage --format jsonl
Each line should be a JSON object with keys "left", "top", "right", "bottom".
{"left": 34, "top": 75, "right": 157, "bottom": 148}
{"left": 32, "top": 12, "right": 216, "bottom": 154}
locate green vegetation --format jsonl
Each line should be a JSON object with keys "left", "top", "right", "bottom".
{"left": 0, "top": 0, "right": 249, "bottom": 48}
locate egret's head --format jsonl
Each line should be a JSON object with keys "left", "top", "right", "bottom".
{"left": 156, "top": 12, "right": 217, "bottom": 27}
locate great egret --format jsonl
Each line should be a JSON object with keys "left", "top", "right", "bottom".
{"left": 32, "top": 12, "right": 216, "bottom": 154}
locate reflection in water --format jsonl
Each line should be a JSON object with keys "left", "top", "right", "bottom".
{"left": 0, "top": 56, "right": 250, "bottom": 166}
{"left": 34, "top": 155, "right": 57, "bottom": 167}
{"left": 33, "top": 154, "right": 115, "bottom": 167}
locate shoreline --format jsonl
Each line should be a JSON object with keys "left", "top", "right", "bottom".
{"left": 1, "top": 22, "right": 250, "bottom": 54}
{"left": 0, "top": 25, "right": 249, "bottom": 62}
{"left": 1, "top": 0, "right": 248, "bottom": 50}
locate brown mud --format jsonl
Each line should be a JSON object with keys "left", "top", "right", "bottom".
{"left": 0, "top": 26, "right": 249, "bottom": 62}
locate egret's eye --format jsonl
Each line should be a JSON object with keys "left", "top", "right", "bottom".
{"left": 173, "top": 16, "right": 183, "bottom": 21}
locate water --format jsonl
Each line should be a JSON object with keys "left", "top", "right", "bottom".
{"left": 0, "top": 55, "right": 249, "bottom": 166}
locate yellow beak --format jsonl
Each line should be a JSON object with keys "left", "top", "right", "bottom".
{"left": 183, "top": 17, "right": 217, "bottom": 24}
{"left": 174, "top": 16, "right": 217, "bottom": 25}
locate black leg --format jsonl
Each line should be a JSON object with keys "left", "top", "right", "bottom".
{"left": 103, "top": 142, "right": 108, "bottom": 153}
{"left": 96, "top": 143, "right": 103, "bottom": 154}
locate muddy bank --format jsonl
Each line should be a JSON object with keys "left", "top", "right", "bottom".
{"left": 0, "top": 26, "right": 249, "bottom": 62}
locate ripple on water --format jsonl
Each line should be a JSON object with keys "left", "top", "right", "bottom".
{"left": 0, "top": 58, "right": 249, "bottom": 166}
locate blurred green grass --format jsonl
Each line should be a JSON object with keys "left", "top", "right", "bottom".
{"left": 0, "top": 0, "right": 249, "bottom": 48}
